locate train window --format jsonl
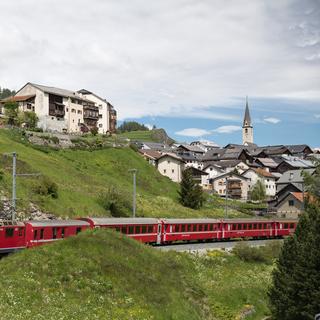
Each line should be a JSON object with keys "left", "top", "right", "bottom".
{"left": 121, "top": 226, "right": 127, "bottom": 234}
{"left": 232, "top": 224, "right": 237, "bottom": 230}
{"left": 148, "top": 226, "right": 154, "bottom": 233}
{"left": 290, "top": 223, "right": 294, "bottom": 229}
{"left": 5, "top": 228, "right": 14, "bottom": 238}
{"left": 53, "top": 228, "right": 57, "bottom": 239}
{"left": 263, "top": 224, "right": 267, "bottom": 229}
{"left": 248, "top": 224, "right": 252, "bottom": 230}
{"left": 258, "top": 224, "right": 262, "bottom": 229}
{"left": 129, "top": 226, "right": 134, "bottom": 234}
{"left": 76, "top": 227, "right": 81, "bottom": 235}
{"left": 40, "top": 229, "right": 44, "bottom": 239}
{"left": 33, "top": 230, "right": 38, "bottom": 240}
{"left": 209, "top": 224, "right": 213, "bottom": 231}
{"left": 115, "top": 227, "right": 121, "bottom": 232}
{"left": 136, "top": 226, "right": 141, "bottom": 234}
{"left": 187, "top": 224, "right": 192, "bottom": 232}
{"left": 243, "top": 224, "right": 247, "bottom": 230}
{"left": 199, "top": 225, "right": 204, "bottom": 232}
{"left": 284, "top": 223, "right": 288, "bottom": 229}
{"left": 18, "top": 228, "right": 24, "bottom": 237}
{"left": 203, "top": 225, "right": 208, "bottom": 232}
{"left": 60, "top": 228, "right": 64, "bottom": 238}
{"left": 253, "top": 224, "right": 257, "bottom": 229}
{"left": 141, "top": 226, "right": 147, "bottom": 233}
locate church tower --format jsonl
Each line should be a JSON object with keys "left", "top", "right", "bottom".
{"left": 242, "top": 96, "right": 253, "bottom": 145}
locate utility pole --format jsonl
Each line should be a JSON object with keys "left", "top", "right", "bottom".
{"left": 3, "top": 152, "right": 40, "bottom": 223}
{"left": 225, "top": 177, "right": 228, "bottom": 219}
{"left": 128, "top": 169, "right": 137, "bottom": 218}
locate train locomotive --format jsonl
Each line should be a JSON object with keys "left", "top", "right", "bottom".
{"left": 0, "top": 217, "right": 297, "bottom": 254}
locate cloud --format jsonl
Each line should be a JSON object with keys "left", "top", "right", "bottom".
{"left": 213, "top": 125, "right": 242, "bottom": 134}
{"left": 144, "top": 123, "right": 153, "bottom": 130}
{"left": 264, "top": 117, "right": 281, "bottom": 124}
{"left": 175, "top": 128, "right": 211, "bottom": 137}
{"left": 315, "top": 114, "right": 320, "bottom": 119}
{"left": 0, "top": 0, "right": 319, "bottom": 121}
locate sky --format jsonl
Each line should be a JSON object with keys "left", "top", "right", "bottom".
{"left": 0, "top": 0, "right": 319, "bottom": 146}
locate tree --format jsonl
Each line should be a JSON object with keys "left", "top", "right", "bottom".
{"left": 268, "top": 204, "right": 320, "bottom": 319}
{"left": 4, "top": 101, "right": 19, "bottom": 125}
{"left": 117, "top": 121, "right": 149, "bottom": 132}
{"left": 303, "top": 159, "right": 320, "bottom": 200}
{"left": 0, "top": 87, "right": 16, "bottom": 99}
{"left": 178, "top": 168, "right": 204, "bottom": 209}
{"left": 250, "top": 180, "right": 266, "bottom": 202}
{"left": 22, "top": 111, "right": 39, "bottom": 129}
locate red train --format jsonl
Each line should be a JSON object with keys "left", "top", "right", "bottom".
{"left": 0, "top": 217, "right": 297, "bottom": 253}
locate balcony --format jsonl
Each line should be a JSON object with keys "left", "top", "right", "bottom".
{"left": 49, "top": 103, "right": 65, "bottom": 117}
{"left": 83, "top": 105, "right": 99, "bottom": 120}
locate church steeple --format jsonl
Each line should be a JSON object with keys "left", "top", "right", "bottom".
{"left": 242, "top": 96, "right": 253, "bottom": 145}
{"left": 243, "top": 96, "right": 252, "bottom": 127}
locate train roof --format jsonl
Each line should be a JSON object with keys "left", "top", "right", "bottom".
{"left": 25, "top": 220, "right": 90, "bottom": 227}
{"left": 163, "top": 218, "right": 220, "bottom": 224}
{"left": 83, "top": 217, "right": 159, "bottom": 225}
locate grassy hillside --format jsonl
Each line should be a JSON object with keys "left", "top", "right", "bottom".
{"left": 0, "top": 229, "right": 273, "bottom": 319}
{"left": 117, "top": 128, "right": 175, "bottom": 144}
{"left": 0, "top": 129, "right": 244, "bottom": 219}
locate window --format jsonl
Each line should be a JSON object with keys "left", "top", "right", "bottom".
{"left": 284, "top": 223, "right": 288, "bottom": 229}
{"left": 136, "top": 226, "right": 141, "bottom": 234}
{"left": 232, "top": 224, "right": 237, "bottom": 230}
{"left": 248, "top": 224, "right": 252, "bottom": 230}
{"left": 290, "top": 223, "right": 295, "bottom": 229}
{"left": 76, "top": 227, "right": 81, "bottom": 235}
{"left": 175, "top": 225, "right": 180, "bottom": 232}
{"left": 53, "top": 228, "right": 57, "bottom": 239}
{"left": 33, "top": 230, "right": 38, "bottom": 240}
{"left": 121, "top": 226, "right": 127, "bottom": 234}
{"left": 5, "top": 228, "right": 14, "bottom": 238}
{"left": 243, "top": 224, "right": 247, "bottom": 230}
{"left": 71, "top": 108, "right": 76, "bottom": 113}
{"left": 40, "top": 229, "right": 44, "bottom": 239}
{"left": 141, "top": 225, "right": 147, "bottom": 233}
{"left": 77, "top": 110, "right": 82, "bottom": 114}
{"left": 18, "top": 228, "right": 24, "bottom": 237}
{"left": 99, "top": 114, "right": 102, "bottom": 118}
{"left": 129, "top": 226, "right": 134, "bottom": 234}
{"left": 187, "top": 224, "right": 192, "bottom": 232}
{"left": 203, "top": 225, "right": 208, "bottom": 232}
{"left": 99, "top": 124, "right": 103, "bottom": 128}
{"left": 61, "top": 228, "right": 65, "bottom": 238}
{"left": 253, "top": 224, "right": 257, "bottom": 229}
{"left": 258, "top": 223, "right": 262, "bottom": 229}
{"left": 163, "top": 169, "right": 166, "bottom": 174}
{"left": 168, "top": 160, "right": 171, "bottom": 164}
{"left": 288, "top": 200, "right": 294, "bottom": 206}
{"left": 172, "top": 169, "right": 174, "bottom": 173}
{"left": 148, "top": 225, "right": 153, "bottom": 233}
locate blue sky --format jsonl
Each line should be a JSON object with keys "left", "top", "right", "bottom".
{"left": 0, "top": 0, "right": 319, "bottom": 147}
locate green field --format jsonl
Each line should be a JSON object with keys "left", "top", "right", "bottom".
{"left": 0, "top": 229, "right": 273, "bottom": 320}
{"left": 0, "top": 129, "right": 244, "bottom": 219}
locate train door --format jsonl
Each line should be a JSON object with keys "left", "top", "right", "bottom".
{"left": 156, "top": 223, "right": 162, "bottom": 245}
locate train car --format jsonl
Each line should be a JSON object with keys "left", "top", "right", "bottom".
{"left": 25, "top": 220, "right": 90, "bottom": 247}
{"left": 221, "top": 219, "right": 276, "bottom": 240}
{"left": 162, "top": 219, "right": 222, "bottom": 244}
{"left": 274, "top": 219, "right": 297, "bottom": 237}
{"left": 80, "top": 218, "right": 161, "bottom": 244}
{"left": 0, "top": 223, "right": 26, "bottom": 253}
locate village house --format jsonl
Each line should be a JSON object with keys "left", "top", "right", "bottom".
{"left": 210, "top": 172, "right": 249, "bottom": 200}
{"left": 0, "top": 83, "right": 117, "bottom": 134}
{"left": 156, "top": 153, "right": 184, "bottom": 183}
{"left": 272, "top": 192, "right": 305, "bottom": 219}
{"left": 201, "top": 163, "right": 225, "bottom": 189}
{"left": 242, "top": 168, "right": 276, "bottom": 197}
{"left": 190, "top": 140, "right": 219, "bottom": 152}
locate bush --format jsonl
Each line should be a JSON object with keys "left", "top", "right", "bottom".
{"left": 233, "top": 241, "right": 282, "bottom": 264}
{"left": 98, "top": 186, "right": 132, "bottom": 217}
{"left": 90, "top": 127, "right": 99, "bottom": 136}
{"left": 34, "top": 176, "right": 58, "bottom": 198}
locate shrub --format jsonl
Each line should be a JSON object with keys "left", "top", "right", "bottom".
{"left": 233, "top": 241, "right": 282, "bottom": 264}
{"left": 98, "top": 186, "right": 132, "bottom": 217}
{"left": 90, "top": 127, "right": 99, "bottom": 136}
{"left": 129, "top": 143, "right": 139, "bottom": 152}
{"left": 34, "top": 176, "right": 58, "bottom": 198}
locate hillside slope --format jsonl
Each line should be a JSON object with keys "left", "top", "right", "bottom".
{"left": 0, "top": 129, "right": 244, "bottom": 219}
{"left": 0, "top": 230, "right": 273, "bottom": 319}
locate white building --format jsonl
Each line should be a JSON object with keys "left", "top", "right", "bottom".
{"left": 1, "top": 83, "right": 117, "bottom": 134}
{"left": 201, "top": 163, "right": 225, "bottom": 188}
{"left": 242, "top": 168, "right": 276, "bottom": 197}
{"left": 157, "top": 153, "right": 184, "bottom": 183}
{"left": 190, "top": 140, "right": 220, "bottom": 152}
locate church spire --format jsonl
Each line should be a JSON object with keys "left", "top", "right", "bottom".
{"left": 243, "top": 96, "right": 252, "bottom": 127}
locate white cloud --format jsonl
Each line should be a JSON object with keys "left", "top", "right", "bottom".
{"left": 213, "top": 125, "right": 242, "bottom": 134}
{"left": 175, "top": 128, "right": 211, "bottom": 137}
{"left": 0, "top": 0, "right": 319, "bottom": 120}
{"left": 315, "top": 114, "right": 320, "bottom": 119}
{"left": 264, "top": 117, "right": 281, "bottom": 124}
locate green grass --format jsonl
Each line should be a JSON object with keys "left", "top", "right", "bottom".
{"left": 117, "top": 130, "right": 157, "bottom": 142}
{"left": 0, "top": 229, "right": 274, "bottom": 319}
{"left": 0, "top": 129, "right": 246, "bottom": 219}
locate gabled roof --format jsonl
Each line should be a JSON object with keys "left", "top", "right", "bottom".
{"left": 277, "top": 168, "right": 315, "bottom": 184}
{"left": 285, "top": 144, "right": 313, "bottom": 154}
{"left": 255, "top": 157, "right": 279, "bottom": 168}
{"left": 280, "top": 155, "right": 315, "bottom": 169}
{"left": 177, "top": 144, "right": 205, "bottom": 153}
{"left": 157, "top": 153, "right": 184, "bottom": 162}
{"left": 210, "top": 171, "right": 249, "bottom": 182}
{"left": 1, "top": 94, "right": 35, "bottom": 102}
{"left": 138, "top": 149, "right": 162, "bottom": 160}
{"left": 186, "top": 167, "right": 208, "bottom": 176}
{"left": 77, "top": 89, "right": 109, "bottom": 104}
{"left": 202, "top": 162, "right": 226, "bottom": 171}
{"left": 141, "top": 142, "right": 168, "bottom": 150}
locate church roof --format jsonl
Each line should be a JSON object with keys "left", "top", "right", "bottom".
{"left": 243, "top": 97, "right": 252, "bottom": 127}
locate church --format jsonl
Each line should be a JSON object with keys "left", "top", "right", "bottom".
{"left": 242, "top": 97, "right": 253, "bottom": 145}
